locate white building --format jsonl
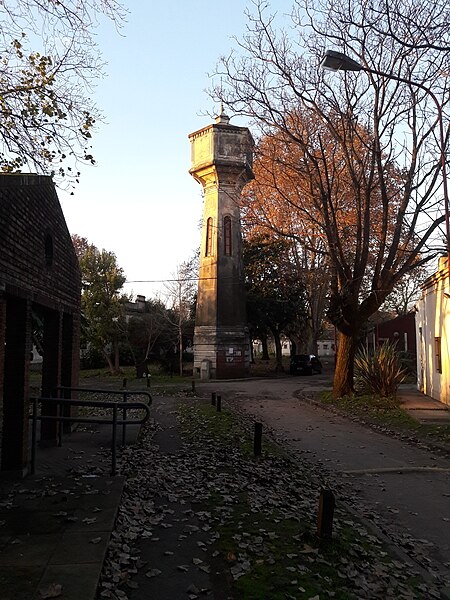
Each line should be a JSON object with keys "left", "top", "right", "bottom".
{"left": 415, "top": 256, "right": 450, "bottom": 406}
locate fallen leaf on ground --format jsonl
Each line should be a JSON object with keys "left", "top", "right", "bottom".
{"left": 39, "top": 583, "right": 63, "bottom": 598}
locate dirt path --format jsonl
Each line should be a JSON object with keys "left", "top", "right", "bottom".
{"left": 197, "top": 378, "right": 450, "bottom": 585}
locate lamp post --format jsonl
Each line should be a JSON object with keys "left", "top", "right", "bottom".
{"left": 320, "top": 50, "right": 450, "bottom": 279}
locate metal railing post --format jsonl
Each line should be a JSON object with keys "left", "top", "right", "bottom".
{"left": 57, "top": 393, "right": 63, "bottom": 447}
{"left": 31, "top": 398, "right": 37, "bottom": 475}
{"left": 122, "top": 391, "right": 127, "bottom": 446}
{"left": 112, "top": 404, "right": 118, "bottom": 476}
{"left": 31, "top": 388, "right": 152, "bottom": 475}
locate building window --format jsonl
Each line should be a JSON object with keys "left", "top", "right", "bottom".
{"left": 224, "top": 216, "right": 232, "bottom": 256}
{"left": 435, "top": 337, "right": 442, "bottom": 373}
{"left": 205, "top": 217, "right": 213, "bottom": 256}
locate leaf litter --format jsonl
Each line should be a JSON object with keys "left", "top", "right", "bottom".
{"left": 93, "top": 395, "right": 445, "bottom": 599}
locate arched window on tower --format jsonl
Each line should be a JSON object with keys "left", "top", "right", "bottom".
{"left": 224, "top": 216, "right": 232, "bottom": 256}
{"left": 205, "top": 217, "right": 213, "bottom": 256}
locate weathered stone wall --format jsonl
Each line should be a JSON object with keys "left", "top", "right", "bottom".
{"left": 190, "top": 119, "right": 254, "bottom": 379}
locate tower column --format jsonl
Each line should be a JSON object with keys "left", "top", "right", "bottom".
{"left": 189, "top": 111, "right": 254, "bottom": 379}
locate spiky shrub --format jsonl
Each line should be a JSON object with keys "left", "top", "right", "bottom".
{"left": 354, "top": 342, "right": 408, "bottom": 399}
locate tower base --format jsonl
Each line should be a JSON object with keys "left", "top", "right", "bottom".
{"left": 193, "top": 326, "right": 250, "bottom": 379}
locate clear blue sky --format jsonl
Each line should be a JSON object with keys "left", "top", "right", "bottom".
{"left": 59, "top": 0, "right": 255, "bottom": 301}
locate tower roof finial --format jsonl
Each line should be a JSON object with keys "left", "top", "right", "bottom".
{"left": 215, "top": 100, "right": 230, "bottom": 124}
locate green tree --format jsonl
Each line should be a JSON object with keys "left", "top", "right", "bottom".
{"left": 0, "top": 0, "right": 125, "bottom": 185}
{"left": 244, "top": 234, "right": 307, "bottom": 371}
{"left": 78, "top": 241, "right": 126, "bottom": 374}
{"left": 125, "top": 299, "right": 175, "bottom": 378}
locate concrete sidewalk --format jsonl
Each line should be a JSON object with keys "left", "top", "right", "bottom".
{"left": 398, "top": 384, "right": 450, "bottom": 424}
{"left": 0, "top": 422, "right": 131, "bottom": 600}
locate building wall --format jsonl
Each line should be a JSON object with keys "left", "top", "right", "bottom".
{"left": 0, "top": 298, "right": 6, "bottom": 455}
{"left": 317, "top": 340, "right": 335, "bottom": 357}
{"left": 0, "top": 174, "right": 80, "bottom": 310}
{"left": 375, "top": 313, "right": 417, "bottom": 355}
{"left": 0, "top": 174, "right": 81, "bottom": 473}
{"left": 415, "top": 257, "right": 449, "bottom": 406}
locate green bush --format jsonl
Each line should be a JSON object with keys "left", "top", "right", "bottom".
{"left": 355, "top": 342, "right": 408, "bottom": 398}
{"left": 80, "top": 346, "right": 106, "bottom": 370}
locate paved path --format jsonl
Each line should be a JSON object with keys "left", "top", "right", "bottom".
{"left": 197, "top": 377, "right": 450, "bottom": 585}
{"left": 0, "top": 406, "right": 138, "bottom": 600}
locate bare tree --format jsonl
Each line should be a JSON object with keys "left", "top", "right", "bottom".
{"left": 0, "top": 0, "right": 125, "bottom": 186}
{"left": 164, "top": 254, "right": 198, "bottom": 376}
{"left": 213, "top": 0, "right": 450, "bottom": 397}
{"left": 380, "top": 266, "right": 430, "bottom": 316}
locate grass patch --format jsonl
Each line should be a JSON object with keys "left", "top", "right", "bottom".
{"left": 176, "top": 399, "right": 433, "bottom": 599}
{"left": 78, "top": 366, "right": 195, "bottom": 392}
{"left": 211, "top": 493, "right": 420, "bottom": 600}
{"left": 177, "top": 401, "right": 283, "bottom": 458}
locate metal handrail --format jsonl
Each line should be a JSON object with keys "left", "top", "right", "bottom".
{"left": 29, "top": 395, "right": 150, "bottom": 476}
{"left": 56, "top": 386, "right": 152, "bottom": 446}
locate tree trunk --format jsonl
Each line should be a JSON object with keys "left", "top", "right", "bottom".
{"left": 179, "top": 329, "right": 183, "bottom": 377}
{"left": 299, "top": 323, "right": 314, "bottom": 354}
{"left": 333, "top": 330, "right": 359, "bottom": 398}
{"left": 273, "top": 330, "right": 284, "bottom": 372}
{"left": 113, "top": 339, "right": 120, "bottom": 374}
{"left": 178, "top": 282, "right": 183, "bottom": 377}
{"left": 290, "top": 338, "right": 297, "bottom": 356}
{"left": 261, "top": 334, "right": 270, "bottom": 361}
{"left": 103, "top": 349, "right": 115, "bottom": 375}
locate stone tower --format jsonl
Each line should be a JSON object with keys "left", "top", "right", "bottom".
{"left": 189, "top": 109, "right": 254, "bottom": 379}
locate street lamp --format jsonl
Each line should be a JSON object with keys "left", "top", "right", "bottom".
{"left": 320, "top": 50, "right": 450, "bottom": 278}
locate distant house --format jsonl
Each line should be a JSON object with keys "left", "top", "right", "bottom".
{"left": 415, "top": 257, "right": 449, "bottom": 406}
{"left": 369, "top": 313, "right": 416, "bottom": 355}
{"left": 123, "top": 294, "right": 147, "bottom": 320}
{"left": 317, "top": 326, "right": 336, "bottom": 358}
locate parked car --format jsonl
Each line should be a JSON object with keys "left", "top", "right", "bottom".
{"left": 290, "top": 354, "right": 323, "bottom": 375}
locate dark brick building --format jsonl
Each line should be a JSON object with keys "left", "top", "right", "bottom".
{"left": 0, "top": 174, "right": 81, "bottom": 476}
{"left": 372, "top": 312, "right": 416, "bottom": 355}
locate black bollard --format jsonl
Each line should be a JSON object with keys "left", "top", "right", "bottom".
{"left": 192, "top": 380, "right": 196, "bottom": 393}
{"left": 146, "top": 374, "right": 151, "bottom": 388}
{"left": 254, "top": 422, "right": 263, "bottom": 456}
{"left": 122, "top": 378, "right": 127, "bottom": 389}
{"left": 211, "top": 392, "right": 216, "bottom": 406}
{"left": 216, "top": 395, "right": 222, "bottom": 412}
{"left": 317, "top": 489, "right": 335, "bottom": 539}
